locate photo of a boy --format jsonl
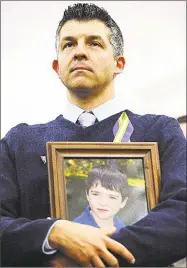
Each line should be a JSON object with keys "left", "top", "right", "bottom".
{"left": 73, "top": 165, "right": 129, "bottom": 231}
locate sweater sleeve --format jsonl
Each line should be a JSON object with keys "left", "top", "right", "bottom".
{"left": 111, "top": 118, "right": 187, "bottom": 266}
{"left": 0, "top": 136, "right": 58, "bottom": 267}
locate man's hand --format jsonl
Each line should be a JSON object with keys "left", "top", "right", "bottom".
{"left": 49, "top": 253, "right": 81, "bottom": 267}
{"left": 48, "top": 220, "right": 135, "bottom": 267}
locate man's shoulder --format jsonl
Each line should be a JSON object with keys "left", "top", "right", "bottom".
{"left": 126, "top": 110, "right": 183, "bottom": 141}
{"left": 127, "top": 110, "right": 180, "bottom": 133}
{"left": 1, "top": 115, "right": 65, "bottom": 148}
{"left": 127, "top": 109, "right": 176, "bottom": 125}
{"left": 3, "top": 115, "right": 63, "bottom": 139}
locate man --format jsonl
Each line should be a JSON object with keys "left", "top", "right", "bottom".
{"left": 0, "top": 3, "right": 186, "bottom": 267}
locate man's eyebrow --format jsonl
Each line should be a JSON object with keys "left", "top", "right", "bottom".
{"left": 87, "top": 35, "right": 103, "bottom": 40}
{"left": 60, "top": 35, "right": 105, "bottom": 42}
{"left": 87, "top": 35, "right": 107, "bottom": 44}
{"left": 60, "top": 36, "right": 75, "bottom": 42}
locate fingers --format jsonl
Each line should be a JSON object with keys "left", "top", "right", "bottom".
{"left": 79, "top": 260, "right": 93, "bottom": 268}
{"left": 101, "top": 226, "right": 116, "bottom": 236}
{"left": 91, "top": 255, "right": 105, "bottom": 267}
{"left": 52, "top": 260, "right": 64, "bottom": 268}
{"left": 105, "top": 237, "right": 135, "bottom": 264}
{"left": 100, "top": 249, "right": 119, "bottom": 267}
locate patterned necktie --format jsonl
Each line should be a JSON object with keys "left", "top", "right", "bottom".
{"left": 77, "top": 111, "right": 97, "bottom": 127}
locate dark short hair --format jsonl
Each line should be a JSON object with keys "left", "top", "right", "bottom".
{"left": 177, "top": 115, "right": 187, "bottom": 124}
{"left": 55, "top": 3, "right": 124, "bottom": 57}
{"left": 85, "top": 165, "right": 129, "bottom": 201}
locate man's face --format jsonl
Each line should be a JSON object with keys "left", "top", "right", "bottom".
{"left": 86, "top": 181, "right": 128, "bottom": 221}
{"left": 53, "top": 20, "right": 124, "bottom": 96}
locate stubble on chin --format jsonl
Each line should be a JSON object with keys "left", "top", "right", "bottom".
{"left": 60, "top": 76, "right": 94, "bottom": 97}
{"left": 71, "top": 87, "right": 94, "bottom": 97}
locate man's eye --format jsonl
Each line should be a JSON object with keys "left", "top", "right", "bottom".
{"left": 90, "top": 42, "right": 100, "bottom": 47}
{"left": 63, "top": 43, "right": 73, "bottom": 49}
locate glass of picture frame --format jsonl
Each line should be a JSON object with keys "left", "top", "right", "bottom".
{"left": 47, "top": 142, "right": 161, "bottom": 227}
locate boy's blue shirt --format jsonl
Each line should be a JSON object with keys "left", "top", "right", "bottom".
{"left": 73, "top": 206, "right": 125, "bottom": 232}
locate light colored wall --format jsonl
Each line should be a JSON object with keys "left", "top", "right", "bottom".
{"left": 1, "top": 1, "right": 186, "bottom": 137}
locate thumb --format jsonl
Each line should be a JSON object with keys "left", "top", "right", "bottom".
{"left": 101, "top": 226, "right": 116, "bottom": 236}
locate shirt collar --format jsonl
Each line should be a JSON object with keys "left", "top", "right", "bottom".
{"left": 63, "top": 98, "right": 123, "bottom": 123}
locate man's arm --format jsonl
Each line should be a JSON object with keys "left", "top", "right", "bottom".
{"left": 0, "top": 217, "right": 59, "bottom": 266}
{"left": 0, "top": 137, "right": 59, "bottom": 266}
{"left": 48, "top": 220, "right": 135, "bottom": 267}
{"left": 111, "top": 118, "right": 187, "bottom": 266}
{"left": 0, "top": 132, "right": 135, "bottom": 267}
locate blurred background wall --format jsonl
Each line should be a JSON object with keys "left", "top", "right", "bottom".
{"left": 1, "top": 1, "right": 186, "bottom": 137}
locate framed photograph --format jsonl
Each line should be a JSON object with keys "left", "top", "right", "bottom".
{"left": 47, "top": 142, "right": 161, "bottom": 227}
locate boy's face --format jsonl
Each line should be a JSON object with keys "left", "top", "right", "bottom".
{"left": 86, "top": 181, "right": 128, "bottom": 220}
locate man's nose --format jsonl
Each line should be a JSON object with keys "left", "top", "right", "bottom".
{"left": 73, "top": 44, "right": 88, "bottom": 60}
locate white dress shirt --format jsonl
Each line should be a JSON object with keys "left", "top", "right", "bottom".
{"left": 63, "top": 97, "right": 124, "bottom": 123}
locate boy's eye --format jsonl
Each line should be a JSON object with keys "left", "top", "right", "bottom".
{"left": 92, "top": 193, "right": 99, "bottom": 196}
{"left": 109, "top": 196, "right": 118, "bottom": 200}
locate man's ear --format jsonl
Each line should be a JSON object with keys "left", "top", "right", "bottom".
{"left": 120, "top": 196, "right": 128, "bottom": 209}
{"left": 114, "top": 56, "right": 125, "bottom": 76}
{"left": 52, "top": 60, "right": 59, "bottom": 74}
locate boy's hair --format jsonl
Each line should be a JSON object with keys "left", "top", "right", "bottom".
{"left": 85, "top": 165, "right": 129, "bottom": 201}
{"left": 55, "top": 3, "right": 124, "bottom": 57}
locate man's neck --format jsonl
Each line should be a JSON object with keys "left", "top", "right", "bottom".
{"left": 67, "top": 86, "right": 115, "bottom": 111}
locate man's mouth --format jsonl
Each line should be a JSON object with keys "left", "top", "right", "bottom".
{"left": 71, "top": 66, "right": 92, "bottom": 72}
{"left": 74, "top": 67, "right": 89, "bottom": 71}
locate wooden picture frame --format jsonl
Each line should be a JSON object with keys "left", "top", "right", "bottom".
{"left": 47, "top": 142, "right": 161, "bottom": 226}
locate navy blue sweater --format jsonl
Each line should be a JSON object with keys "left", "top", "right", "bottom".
{"left": 0, "top": 110, "right": 186, "bottom": 266}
